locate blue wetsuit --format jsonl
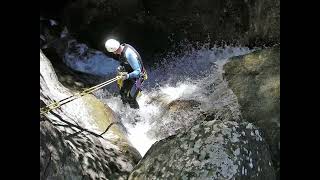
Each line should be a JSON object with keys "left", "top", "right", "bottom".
{"left": 124, "top": 47, "right": 142, "bottom": 79}
{"left": 118, "top": 44, "right": 145, "bottom": 108}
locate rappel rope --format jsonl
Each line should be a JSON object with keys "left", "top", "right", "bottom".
{"left": 40, "top": 76, "right": 121, "bottom": 115}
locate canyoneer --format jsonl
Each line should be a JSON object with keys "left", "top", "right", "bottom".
{"left": 105, "top": 39, "right": 147, "bottom": 109}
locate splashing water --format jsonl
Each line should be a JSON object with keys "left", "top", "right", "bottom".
{"left": 95, "top": 45, "right": 254, "bottom": 156}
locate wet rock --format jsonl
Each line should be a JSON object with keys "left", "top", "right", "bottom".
{"left": 223, "top": 45, "right": 280, "bottom": 178}
{"left": 63, "top": 39, "right": 120, "bottom": 77}
{"left": 147, "top": 99, "right": 202, "bottom": 139}
{"left": 40, "top": 50, "right": 141, "bottom": 179}
{"left": 129, "top": 120, "right": 275, "bottom": 180}
{"left": 47, "top": 0, "right": 279, "bottom": 61}
{"left": 166, "top": 99, "right": 201, "bottom": 112}
{"left": 141, "top": 0, "right": 279, "bottom": 47}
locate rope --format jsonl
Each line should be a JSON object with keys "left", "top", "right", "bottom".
{"left": 40, "top": 76, "right": 121, "bottom": 115}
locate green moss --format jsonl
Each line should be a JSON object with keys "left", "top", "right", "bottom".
{"left": 243, "top": 53, "right": 266, "bottom": 73}
{"left": 259, "top": 76, "right": 280, "bottom": 98}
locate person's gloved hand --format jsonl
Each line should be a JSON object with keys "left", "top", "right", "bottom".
{"left": 119, "top": 72, "right": 129, "bottom": 80}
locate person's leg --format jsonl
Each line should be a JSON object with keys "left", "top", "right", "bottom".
{"left": 119, "top": 62, "right": 134, "bottom": 104}
{"left": 127, "top": 79, "right": 141, "bottom": 109}
{"left": 120, "top": 79, "right": 135, "bottom": 104}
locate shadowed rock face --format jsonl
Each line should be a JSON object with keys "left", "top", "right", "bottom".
{"left": 40, "top": 118, "right": 137, "bottom": 180}
{"left": 128, "top": 120, "right": 275, "bottom": 180}
{"left": 40, "top": 50, "right": 141, "bottom": 179}
{"left": 60, "top": 0, "right": 142, "bottom": 51}
{"left": 42, "top": 0, "right": 279, "bottom": 60}
{"left": 140, "top": 0, "right": 279, "bottom": 46}
{"left": 223, "top": 45, "right": 280, "bottom": 179}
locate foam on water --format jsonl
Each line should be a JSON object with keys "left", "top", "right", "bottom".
{"left": 96, "top": 45, "right": 254, "bottom": 156}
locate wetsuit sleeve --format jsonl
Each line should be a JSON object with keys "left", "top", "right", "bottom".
{"left": 125, "top": 50, "right": 141, "bottom": 79}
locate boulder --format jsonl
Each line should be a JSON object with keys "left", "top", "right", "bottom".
{"left": 147, "top": 99, "right": 202, "bottom": 139}
{"left": 40, "top": 118, "right": 138, "bottom": 180}
{"left": 129, "top": 120, "right": 276, "bottom": 179}
{"left": 40, "top": 50, "right": 141, "bottom": 179}
{"left": 63, "top": 39, "right": 120, "bottom": 77}
{"left": 223, "top": 45, "right": 280, "bottom": 178}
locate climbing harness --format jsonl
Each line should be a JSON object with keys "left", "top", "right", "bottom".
{"left": 40, "top": 76, "right": 121, "bottom": 115}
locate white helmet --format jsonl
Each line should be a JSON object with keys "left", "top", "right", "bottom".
{"left": 105, "top": 39, "right": 120, "bottom": 52}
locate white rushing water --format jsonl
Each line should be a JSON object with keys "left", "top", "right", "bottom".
{"left": 93, "top": 45, "right": 254, "bottom": 156}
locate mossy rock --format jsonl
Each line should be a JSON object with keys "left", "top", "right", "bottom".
{"left": 129, "top": 120, "right": 275, "bottom": 180}
{"left": 223, "top": 45, "right": 280, "bottom": 179}
{"left": 40, "top": 50, "right": 142, "bottom": 179}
